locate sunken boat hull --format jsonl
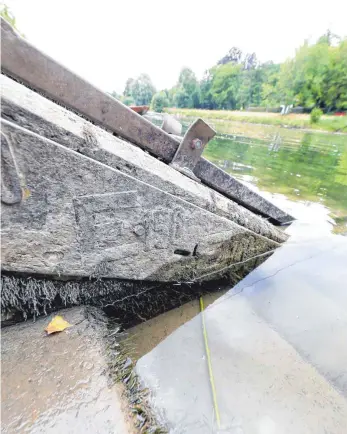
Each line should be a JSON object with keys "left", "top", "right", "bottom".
{"left": 0, "top": 18, "right": 292, "bottom": 322}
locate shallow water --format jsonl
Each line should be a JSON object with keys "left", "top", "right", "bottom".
{"left": 125, "top": 291, "right": 226, "bottom": 362}
{"left": 203, "top": 121, "right": 347, "bottom": 233}
{"left": 128, "top": 116, "right": 347, "bottom": 361}
{"left": 136, "top": 236, "right": 347, "bottom": 433}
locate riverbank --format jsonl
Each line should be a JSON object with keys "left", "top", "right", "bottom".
{"left": 165, "top": 108, "right": 347, "bottom": 133}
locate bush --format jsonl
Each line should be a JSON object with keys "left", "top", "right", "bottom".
{"left": 310, "top": 107, "right": 323, "bottom": 124}
{"left": 120, "top": 95, "right": 135, "bottom": 106}
{"left": 151, "top": 92, "right": 169, "bottom": 113}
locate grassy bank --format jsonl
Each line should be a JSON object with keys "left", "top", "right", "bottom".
{"left": 165, "top": 108, "right": 347, "bottom": 133}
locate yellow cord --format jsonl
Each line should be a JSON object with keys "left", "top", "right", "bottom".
{"left": 199, "top": 296, "right": 221, "bottom": 429}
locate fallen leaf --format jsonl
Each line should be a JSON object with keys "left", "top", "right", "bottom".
{"left": 45, "top": 315, "right": 72, "bottom": 335}
{"left": 22, "top": 187, "right": 31, "bottom": 199}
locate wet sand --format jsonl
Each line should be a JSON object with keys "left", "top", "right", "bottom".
{"left": 1, "top": 308, "right": 133, "bottom": 434}
{"left": 125, "top": 290, "right": 227, "bottom": 362}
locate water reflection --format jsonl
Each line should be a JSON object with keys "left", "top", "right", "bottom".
{"left": 268, "top": 132, "right": 282, "bottom": 152}
{"left": 146, "top": 113, "right": 347, "bottom": 235}
{"left": 204, "top": 129, "right": 347, "bottom": 235}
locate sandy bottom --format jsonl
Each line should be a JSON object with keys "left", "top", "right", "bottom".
{"left": 124, "top": 290, "right": 227, "bottom": 362}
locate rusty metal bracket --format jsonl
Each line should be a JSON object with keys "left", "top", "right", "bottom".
{"left": 170, "top": 119, "right": 216, "bottom": 181}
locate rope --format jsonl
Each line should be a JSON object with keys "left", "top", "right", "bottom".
{"left": 199, "top": 296, "right": 221, "bottom": 429}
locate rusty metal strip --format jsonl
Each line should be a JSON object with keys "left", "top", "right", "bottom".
{"left": 195, "top": 159, "right": 294, "bottom": 225}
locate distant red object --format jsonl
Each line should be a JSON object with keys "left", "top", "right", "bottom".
{"left": 130, "top": 105, "right": 149, "bottom": 115}
{"left": 334, "top": 112, "right": 346, "bottom": 116}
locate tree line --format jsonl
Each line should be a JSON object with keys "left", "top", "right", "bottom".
{"left": 113, "top": 31, "right": 347, "bottom": 114}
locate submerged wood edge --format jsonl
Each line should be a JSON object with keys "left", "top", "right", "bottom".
{"left": 0, "top": 18, "right": 294, "bottom": 225}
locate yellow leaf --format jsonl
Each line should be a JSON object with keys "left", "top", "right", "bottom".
{"left": 22, "top": 187, "right": 31, "bottom": 199}
{"left": 45, "top": 315, "right": 72, "bottom": 335}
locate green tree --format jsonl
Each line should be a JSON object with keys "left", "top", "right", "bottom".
{"left": 275, "top": 59, "right": 298, "bottom": 106}
{"left": 109, "top": 90, "right": 134, "bottom": 105}
{"left": 174, "top": 88, "right": 192, "bottom": 108}
{"left": 200, "top": 71, "right": 215, "bottom": 109}
{"left": 237, "top": 70, "right": 253, "bottom": 109}
{"left": 119, "top": 32, "right": 347, "bottom": 113}
{"left": 237, "top": 68, "right": 265, "bottom": 109}
{"left": 173, "top": 67, "right": 201, "bottom": 108}
{"left": 166, "top": 87, "right": 178, "bottom": 107}
{"left": 123, "top": 74, "right": 156, "bottom": 105}
{"left": 294, "top": 40, "right": 331, "bottom": 108}
{"left": 123, "top": 78, "right": 135, "bottom": 97}
{"left": 273, "top": 34, "right": 347, "bottom": 111}
{"left": 151, "top": 91, "right": 169, "bottom": 113}
{"left": 260, "top": 62, "right": 281, "bottom": 107}
{"left": 121, "top": 95, "right": 135, "bottom": 106}
{"left": 310, "top": 107, "right": 323, "bottom": 123}
{"left": 324, "top": 39, "right": 347, "bottom": 110}
{"left": 109, "top": 90, "right": 120, "bottom": 100}
{"left": 209, "top": 63, "right": 242, "bottom": 109}
{"left": 202, "top": 48, "right": 271, "bottom": 110}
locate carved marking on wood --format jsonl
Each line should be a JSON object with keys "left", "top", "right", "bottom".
{"left": 143, "top": 206, "right": 187, "bottom": 251}
{"left": 73, "top": 191, "right": 141, "bottom": 253}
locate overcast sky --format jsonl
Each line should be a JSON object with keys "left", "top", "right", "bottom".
{"left": 5, "top": 0, "right": 347, "bottom": 93}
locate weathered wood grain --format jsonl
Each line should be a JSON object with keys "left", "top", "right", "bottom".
{"left": 0, "top": 75, "right": 288, "bottom": 243}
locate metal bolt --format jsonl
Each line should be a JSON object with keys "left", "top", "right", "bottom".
{"left": 191, "top": 138, "right": 202, "bottom": 150}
